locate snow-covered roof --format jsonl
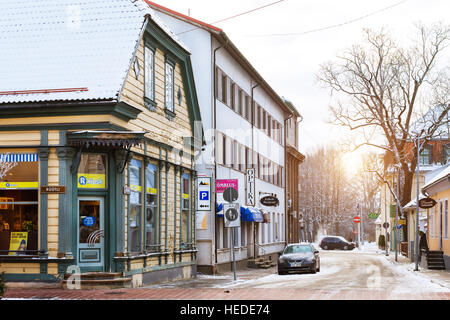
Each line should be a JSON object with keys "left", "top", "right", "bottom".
{"left": 0, "top": 0, "right": 188, "bottom": 104}
{"left": 422, "top": 164, "right": 450, "bottom": 190}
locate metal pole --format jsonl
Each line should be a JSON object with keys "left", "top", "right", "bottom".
{"left": 385, "top": 183, "right": 389, "bottom": 256}
{"left": 415, "top": 136, "right": 420, "bottom": 271}
{"left": 360, "top": 203, "right": 364, "bottom": 246}
{"left": 232, "top": 227, "right": 237, "bottom": 280}
{"left": 395, "top": 166, "right": 399, "bottom": 262}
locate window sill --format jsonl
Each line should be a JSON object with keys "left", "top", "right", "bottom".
{"left": 144, "top": 97, "right": 157, "bottom": 112}
{"left": 164, "top": 107, "right": 176, "bottom": 121}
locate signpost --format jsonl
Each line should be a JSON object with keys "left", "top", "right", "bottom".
{"left": 353, "top": 216, "right": 361, "bottom": 223}
{"left": 418, "top": 197, "right": 437, "bottom": 209}
{"left": 260, "top": 195, "right": 279, "bottom": 207}
{"left": 222, "top": 186, "right": 239, "bottom": 281}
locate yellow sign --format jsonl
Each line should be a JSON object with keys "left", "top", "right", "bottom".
{"left": 9, "top": 232, "right": 28, "bottom": 255}
{"left": 130, "top": 185, "right": 142, "bottom": 192}
{"left": 182, "top": 193, "right": 189, "bottom": 199}
{"left": 77, "top": 174, "right": 106, "bottom": 189}
{"left": 146, "top": 187, "right": 157, "bottom": 194}
{"left": 0, "top": 182, "right": 38, "bottom": 189}
{"left": 398, "top": 219, "right": 407, "bottom": 225}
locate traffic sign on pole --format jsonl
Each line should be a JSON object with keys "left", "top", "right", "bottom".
{"left": 353, "top": 216, "right": 361, "bottom": 223}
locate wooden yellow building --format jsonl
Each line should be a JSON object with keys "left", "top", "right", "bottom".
{"left": 422, "top": 165, "right": 450, "bottom": 270}
{"left": 0, "top": 0, "right": 202, "bottom": 286}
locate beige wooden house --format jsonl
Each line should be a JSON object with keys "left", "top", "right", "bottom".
{"left": 0, "top": 0, "right": 202, "bottom": 287}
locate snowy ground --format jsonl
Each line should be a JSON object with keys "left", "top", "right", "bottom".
{"left": 191, "top": 242, "right": 450, "bottom": 293}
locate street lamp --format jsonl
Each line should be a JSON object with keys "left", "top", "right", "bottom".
{"left": 414, "top": 135, "right": 421, "bottom": 271}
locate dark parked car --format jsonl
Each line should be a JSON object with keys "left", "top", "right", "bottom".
{"left": 277, "top": 243, "right": 320, "bottom": 275}
{"left": 320, "top": 236, "right": 355, "bottom": 250}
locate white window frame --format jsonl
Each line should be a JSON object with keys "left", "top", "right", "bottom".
{"left": 144, "top": 45, "right": 155, "bottom": 102}
{"left": 165, "top": 61, "right": 175, "bottom": 113}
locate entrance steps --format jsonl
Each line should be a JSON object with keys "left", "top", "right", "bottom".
{"left": 426, "top": 250, "right": 446, "bottom": 270}
{"left": 247, "top": 257, "right": 276, "bottom": 269}
{"left": 62, "top": 272, "right": 132, "bottom": 289}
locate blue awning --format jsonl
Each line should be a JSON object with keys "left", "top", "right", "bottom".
{"left": 216, "top": 204, "right": 263, "bottom": 222}
{"left": 240, "top": 206, "right": 264, "bottom": 223}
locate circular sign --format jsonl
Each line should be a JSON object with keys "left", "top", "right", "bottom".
{"left": 223, "top": 187, "right": 238, "bottom": 203}
{"left": 82, "top": 216, "right": 96, "bottom": 227}
{"left": 419, "top": 197, "right": 437, "bottom": 209}
{"left": 354, "top": 230, "right": 358, "bottom": 234}
{"left": 383, "top": 222, "right": 390, "bottom": 229}
{"left": 225, "top": 207, "right": 239, "bottom": 221}
{"left": 353, "top": 216, "right": 361, "bottom": 223}
{"left": 260, "top": 195, "right": 279, "bottom": 207}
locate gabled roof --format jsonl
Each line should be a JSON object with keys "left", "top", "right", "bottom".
{"left": 0, "top": 0, "right": 188, "bottom": 104}
{"left": 145, "top": 1, "right": 293, "bottom": 116}
{"left": 422, "top": 164, "right": 450, "bottom": 191}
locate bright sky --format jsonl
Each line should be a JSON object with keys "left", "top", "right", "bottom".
{"left": 152, "top": 0, "right": 450, "bottom": 154}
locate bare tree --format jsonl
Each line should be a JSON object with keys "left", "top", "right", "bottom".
{"left": 317, "top": 23, "right": 450, "bottom": 209}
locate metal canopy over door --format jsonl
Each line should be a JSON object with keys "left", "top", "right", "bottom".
{"left": 77, "top": 197, "right": 105, "bottom": 271}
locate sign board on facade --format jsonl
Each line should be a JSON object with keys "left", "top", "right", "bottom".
{"left": 223, "top": 203, "right": 240, "bottom": 228}
{"left": 390, "top": 204, "right": 397, "bottom": 218}
{"left": 260, "top": 195, "right": 279, "bottom": 207}
{"left": 216, "top": 179, "right": 238, "bottom": 193}
{"left": 196, "top": 177, "right": 212, "bottom": 211}
{"left": 368, "top": 212, "right": 380, "bottom": 220}
{"left": 246, "top": 168, "right": 255, "bottom": 206}
{"left": 40, "top": 186, "right": 66, "bottom": 194}
{"left": 419, "top": 197, "right": 437, "bottom": 209}
{"left": 398, "top": 219, "right": 406, "bottom": 225}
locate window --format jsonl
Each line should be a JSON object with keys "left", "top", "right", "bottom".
{"left": 245, "top": 96, "right": 250, "bottom": 121}
{"left": 145, "top": 163, "right": 159, "bottom": 252}
{"left": 181, "top": 173, "right": 191, "bottom": 247}
{"left": 144, "top": 45, "right": 155, "bottom": 104}
{"left": 237, "top": 89, "right": 243, "bottom": 115}
{"left": 165, "top": 62, "right": 175, "bottom": 112}
{"left": 268, "top": 115, "right": 272, "bottom": 137}
{"left": 262, "top": 110, "right": 266, "bottom": 131}
{"left": 419, "top": 145, "right": 432, "bottom": 165}
{"left": 241, "top": 222, "right": 247, "bottom": 246}
{"left": 221, "top": 74, "right": 227, "bottom": 104}
{"left": 229, "top": 81, "right": 235, "bottom": 110}
{"left": 233, "top": 140, "right": 239, "bottom": 171}
{"left": 0, "top": 153, "right": 38, "bottom": 256}
{"left": 77, "top": 154, "right": 107, "bottom": 189}
{"left": 444, "top": 200, "right": 448, "bottom": 239}
{"left": 129, "top": 159, "right": 142, "bottom": 253}
{"left": 444, "top": 145, "right": 450, "bottom": 164}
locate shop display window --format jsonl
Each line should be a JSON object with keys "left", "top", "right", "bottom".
{"left": 0, "top": 154, "right": 38, "bottom": 256}
{"left": 145, "top": 163, "right": 158, "bottom": 252}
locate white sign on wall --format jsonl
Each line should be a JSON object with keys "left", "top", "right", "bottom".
{"left": 246, "top": 168, "right": 255, "bottom": 206}
{"left": 196, "top": 177, "right": 212, "bottom": 211}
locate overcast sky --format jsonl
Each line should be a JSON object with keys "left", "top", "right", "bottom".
{"left": 153, "top": 0, "right": 450, "bottom": 154}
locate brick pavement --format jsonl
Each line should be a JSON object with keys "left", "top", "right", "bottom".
{"left": 2, "top": 287, "right": 450, "bottom": 300}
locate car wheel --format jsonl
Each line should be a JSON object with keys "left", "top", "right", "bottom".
{"left": 323, "top": 245, "right": 328, "bottom": 250}
{"left": 310, "top": 268, "right": 316, "bottom": 274}
{"left": 278, "top": 270, "right": 286, "bottom": 275}
{"left": 344, "top": 245, "right": 348, "bottom": 250}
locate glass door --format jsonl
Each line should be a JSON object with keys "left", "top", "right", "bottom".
{"left": 77, "top": 197, "right": 104, "bottom": 271}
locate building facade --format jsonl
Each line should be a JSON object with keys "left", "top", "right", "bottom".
{"left": 146, "top": 1, "right": 297, "bottom": 274}
{"left": 283, "top": 100, "right": 305, "bottom": 244}
{"left": 0, "top": 0, "right": 202, "bottom": 286}
{"left": 422, "top": 165, "right": 450, "bottom": 269}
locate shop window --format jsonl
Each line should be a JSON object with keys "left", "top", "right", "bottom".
{"left": 0, "top": 153, "right": 38, "bottom": 256}
{"left": 145, "top": 163, "right": 159, "bottom": 252}
{"left": 77, "top": 153, "right": 107, "bottom": 189}
{"left": 128, "top": 159, "right": 142, "bottom": 253}
{"left": 181, "top": 173, "right": 191, "bottom": 247}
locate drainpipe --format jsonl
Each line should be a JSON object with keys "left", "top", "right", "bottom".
{"left": 251, "top": 82, "right": 259, "bottom": 259}
{"left": 213, "top": 39, "right": 228, "bottom": 266}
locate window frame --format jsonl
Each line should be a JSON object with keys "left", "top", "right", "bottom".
{"left": 144, "top": 42, "right": 157, "bottom": 110}
{"left": 164, "top": 59, "right": 176, "bottom": 115}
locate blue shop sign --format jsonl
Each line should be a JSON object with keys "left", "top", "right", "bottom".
{"left": 83, "top": 216, "right": 96, "bottom": 227}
